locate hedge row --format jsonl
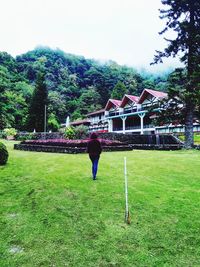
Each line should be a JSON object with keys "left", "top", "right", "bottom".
{"left": 14, "top": 132, "right": 182, "bottom": 146}
{"left": 14, "top": 143, "right": 182, "bottom": 154}
{"left": 21, "top": 139, "right": 124, "bottom": 147}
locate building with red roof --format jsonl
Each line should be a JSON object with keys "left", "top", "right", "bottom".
{"left": 121, "top": 95, "right": 139, "bottom": 106}
{"left": 69, "top": 88, "right": 200, "bottom": 134}
{"left": 105, "top": 99, "right": 122, "bottom": 111}
{"left": 138, "top": 89, "right": 168, "bottom": 104}
{"left": 103, "top": 89, "right": 168, "bottom": 134}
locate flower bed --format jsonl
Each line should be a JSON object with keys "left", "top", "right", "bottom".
{"left": 21, "top": 139, "right": 124, "bottom": 147}
{"left": 14, "top": 136, "right": 183, "bottom": 154}
{"left": 14, "top": 138, "right": 133, "bottom": 153}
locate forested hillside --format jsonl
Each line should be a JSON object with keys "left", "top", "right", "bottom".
{"left": 0, "top": 47, "right": 169, "bottom": 131}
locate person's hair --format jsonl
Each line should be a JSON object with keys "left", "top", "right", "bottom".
{"left": 90, "top": 132, "right": 98, "bottom": 139}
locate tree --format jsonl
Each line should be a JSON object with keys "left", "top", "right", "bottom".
{"left": 111, "top": 81, "right": 128, "bottom": 99}
{"left": 78, "top": 87, "right": 101, "bottom": 116}
{"left": 48, "top": 91, "right": 66, "bottom": 122}
{"left": 152, "top": 0, "right": 200, "bottom": 148}
{"left": 3, "top": 91, "right": 28, "bottom": 130}
{"left": 153, "top": 68, "right": 187, "bottom": 126}
{"left": 14, "top": 81, "right": 34, "bottom": 103}
{"left": 28, "top": 72, "right": 48, "bottom": 131}
{"left": 0, "top": 67, "right": 9, "bottom": 129}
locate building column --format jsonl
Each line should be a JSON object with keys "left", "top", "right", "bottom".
{"left": 108, "top": 119, "right": 113, "bottom": 132}
{"left": 122, "top": 116, "right": 127, "bottom": 134}
{"left": 138, "top": 113, "right": 145, "bottom": 135}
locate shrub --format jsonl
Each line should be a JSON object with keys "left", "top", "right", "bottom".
{"left": 0, "top": 142, "right": 9, "bottom": 165}
{"left": 15, "top": 132, "right": 34, "bottom": 141}
{"left": 64, "top": 127, "right": 76, "bottom": 139}
{"left": 74, "top": 125, "right": 89, "bottom": 139}
{"left": 3, "top": 128, "right": 17, "bottom": 138}
{"left": 22, "top": 138, "right": 124, "bottom": 147}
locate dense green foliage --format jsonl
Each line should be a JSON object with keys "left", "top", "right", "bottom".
{"left": 152, "top": 0, "right": 200, "bottom": 148}
{"left": 0, "top": 47, "right": 169, "bottom": 131}
{"left": 0, "top": 142, "right": 8, "bottom": 165}
{"left": 0, "top": 140, "right": 200, "bottom": 266}
{"left": 111, "top": 81, "right": 128, "bottom": 99}
{"left": 0, "top": 52, "right": 32, "bottom": 130}
{"left": 64, "top": 126, "right": 76, "bottom": 139}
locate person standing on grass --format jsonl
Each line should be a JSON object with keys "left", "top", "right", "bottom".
{"left": 87, "top": 132, "right": 102, "bottom": 180}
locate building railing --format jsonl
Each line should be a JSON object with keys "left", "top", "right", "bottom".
{"left": 144, "top": 124, "right": 154, "bottom": 129}
{"left": 89, "top": 126, "right": 108, "bottom": 130}
{"left": 155, "top": 124, "right": 200, "bottom": 134}
{"left": 113, "top": 124, "right": 155, "bottom": 131}
{"left": 124, "top": 108, "right": 137, "bottom": 114}
{"left": 105, "top": 103, "right": 161, "bottom": 118}
{"left": 108, "top": 112, "right": 120, "bottom": 117}
{"left": 105, "top": 108, "right": 150, "bottom": 118}
{"left": 125, "top": 126, "right": 140, "bottom": 130}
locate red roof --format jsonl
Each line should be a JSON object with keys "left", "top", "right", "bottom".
{"left": 138, "top": 89, "right": 168, "bottom": 104}
{"left": 111, "top": 99, "right": 122, "bottom": 106}
{"left": 120, "top": 94, "right": 139, "bottom": 108}
{"left": 105, "top": 99, "right": 122, "bottom": 111}
{"left": 87, "top": 109, "right": 105, "bottom": 116}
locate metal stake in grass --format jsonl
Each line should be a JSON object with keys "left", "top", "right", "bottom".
{"left": 124, "top": 157, "right": 131, "bottom": 224}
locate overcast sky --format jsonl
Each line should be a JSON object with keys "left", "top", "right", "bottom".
{"left": 0, "top": 0, "right": 182, "bottom": 71}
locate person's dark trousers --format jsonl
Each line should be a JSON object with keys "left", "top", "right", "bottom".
{"left": 89, "top": 155, "right": 99, "bottom": 179}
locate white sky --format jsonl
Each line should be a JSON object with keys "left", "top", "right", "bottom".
{"left": 0, "top": 0, "right": 182, "bottom": 71}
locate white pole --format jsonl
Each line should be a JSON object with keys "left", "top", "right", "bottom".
{"left": 140, "top": 115, "right": 144, "bottom": 135}
{"left": 122, "top": 118, "right": 126, "bottom": 134}
{"left": 124, "top": 157, "right": 130, "bottom": 224}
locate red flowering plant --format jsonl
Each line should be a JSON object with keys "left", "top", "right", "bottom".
{"left": 22, "top": 139, "right": 124, "bottom": 147}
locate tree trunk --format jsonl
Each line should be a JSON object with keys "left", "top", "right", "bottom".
{"left": 184, "top": 102, "right": 194, "bottom": 149}
{"left": 184, "top": 2, "right": 196, "bottom": 149}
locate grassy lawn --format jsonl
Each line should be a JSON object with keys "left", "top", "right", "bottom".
{"left": 0, "top": 140, "right": 200, "bottom": 267}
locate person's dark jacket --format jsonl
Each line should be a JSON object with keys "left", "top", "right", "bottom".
{"left": 87, "top": 139, "right": 102, "bottom": 157}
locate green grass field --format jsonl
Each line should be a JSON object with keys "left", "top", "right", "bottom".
{"left": 0, "top": 140, "right": 200, "bottom": 267}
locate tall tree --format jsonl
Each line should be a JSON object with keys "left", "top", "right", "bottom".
{"left": 28, "top": 72, "right": 48, "bottom": 131}
{"left": 111, "top": 81, "right": 128, "bottom": 99}
{"left": 78, "top": 86, "right": 101, "bottom": 116}
{"left": 152, "top": 0, "right": 200, "bottom": 148}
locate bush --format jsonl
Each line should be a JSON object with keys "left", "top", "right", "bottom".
{"left": 3, "top": 128, "right": 17, "bottom": 138}
{"left": 64, "top": 127, "right": 76, "bottom": 139}
{"left": 0, "top": 142, "right": 9, "bottom": 165}
{"left": 74, "top": 125, "right": 89, "bottom": 139}
{"left": 22, "top": 138, "right": 124, "bottom": 147}
{"left": 15, "top": 132, "right": 34, "bottom": 141}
